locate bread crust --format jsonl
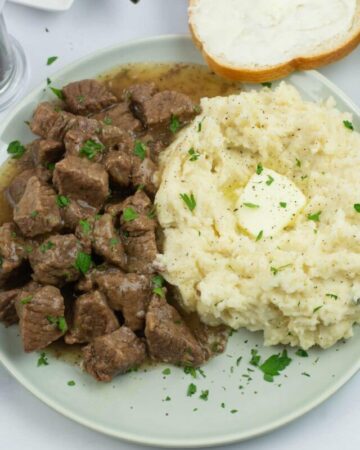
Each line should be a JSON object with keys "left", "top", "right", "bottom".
{"left": 188, "top": 0, "right": 360, "bottom": 82}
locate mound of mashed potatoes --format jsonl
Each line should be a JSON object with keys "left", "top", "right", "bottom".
{"left": 155, "top": 83, "right": 360, "bottom": 350}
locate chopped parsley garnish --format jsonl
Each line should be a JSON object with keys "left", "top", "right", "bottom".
{"left": 197, "top": 118, "right": 204, "bottom": 132}
{"left": 199, "top": 390, "right": 209, "bottom": 401}
{"left": 7, "top": 140, "right": 25, "bottom": 159}
{"left": 79, "top": 139, "right": 104, "bottom": 160}
{"left": 255, "top": 230, "right": 263, "bottom": 242}
{"left": 47, "top": 77, "right": 51, "bottom": 86}
{"left": 50, "top": 86, "right": 64, "bottom": 100}
{"left": 79, "top": 219, "right": 91, "bottom": 234}
{"left": 187, "top": 383, "right": 197, "bottom": 397}
{"left": 236, "top": 356, "right": 242, "bottom": 366}
{"left": 270, "top": 264, "right": 292, "bottom": 275}
{"left": 152, "top": 275, "right": 165, "bottom": 289}
{"left": 343, "top": 120, "right": 354, "bottom": 131}
{"left": 56, "top": 195, "right": 70, "bottom": 208}
{"left": 249, "top": 349, "right": 260, "bottom": 366}
{"left": 188, "top": 148, "right": 200, "bottom": 161}
{"left": 266, "top": 175, "right": 274, "bottom": 186}
{"left": 76, "top": 95, "right": 85, "bottom": 103}
{"left": 326, "top": 293, "right": 338, "bottom": 300}
{"left": 133, "top": 141, "right": 146, "bottom": 160}
{"left": 184, "top": 366, "right": 206, "bottom": 378}
{"left": 153, "top": 287, "right": 165, "bottom": 298}
{"left": 74, "top": 251, "right": 92, "bottom": 275}
{"left": 103, "top": 117, "right": 112, "bottom": 125}
{"left": 169, "top": 115, "right": 180, "bottom": 134}
{"left": 230, "top": 409, "right": 238, "bottom": 414}
{"left": 296, "top": 158, "right": 302, "bottom": 168}
{"left": 259, "top": 349, "right": 291, "bottom": 382}
{"left": 20, "top": 295, "right": 33, "bottom": 305}
{"left": 162, "top": 368, "right": 171, "bottom": 376}
{"left": 302, "top": 372, "right": 311, "bottom": 377}
{"left": 295, "top": 349, "right": 308, "bottom": 357}
{"left": 40, "top": 241, "right": 55, "bottom": 253}
{"left": 256, "top": 163, "right": 263, "bottom": 175}
{"left": 221, "top": 402, "right": 225, "bottom": 408}
{"left": 47, "top": 316, "right": 68, "bottom": 333}
{"left": 313, "top": 305, "right": 323, "bottom": 313}
{"left": 136, "top": 184, "right": 145, "bottom": 191}
{"left": 47, "top": 162, "right": 55, "bottom": 170}
{"left": 67, "top": 380, "right": 76, "bottom": 386}
{"left": 279, "top": 202, "right": 287, "bottom": 208}
{"left": 261, "top": 82, "right": 272, "bottom": 88}
{"left": 164, "top": 396, "right": 171, "bottom": 401}
{"left": 147, "top": 206, "right": 156, "bottom": 219}
{"left": 109, "top": 237, "right": 119, "bottom": 248}
{"left": 180, "top": 193, "right": 196, "bottom": 212}
{"left": 46, "top": 56, "right": 58, "bottom": 66}
{"left": 307, "top": 211, "right": 321, "bottom": 222}
{"left": 30, "top": 211, "right": 38, "bottom": 218}
{"left": 122, "top": 207, "right": 139, "bottom": 222}
{"left": 37, "top": 352, "right": 49, "bottom": 367}
{"left": 243, "top": 203, "right": 259, "bottom": 209}
{"left": 353, "top": 204, "right": 360, "bottom": 213}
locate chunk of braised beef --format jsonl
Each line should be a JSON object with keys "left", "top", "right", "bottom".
{"left": 46, "top": 110, "right": 75, "bottom": 141}
{"left": 96, "top": 269, "right": 151, "bottom": 331}
{"left": 64, "top": 129, "right": 104, "bottom": 162}
{"left": 104, "top": 150, "right": 132, "bottom": 187}
{"left": 29, "top": 234, "right": 87, "bottom": 286}
{"left": 53, "top": 156, "right": 109, "bottom": 208}
{"left": 13, "top": 176, "right": 62, "bottom": 238}
{"left": 131, "top": 157, "right": 157, "bottom": 195}
{"left": 65, "top": 290, "right": 119, "bottom": 345}
{"left": 0, "top": 289, "right": 19, "bottom": 326}
{"left": 145, "top": 296, "right": 205, "bottom": 367}
{"left": 126, "top": 82, "right": 158, "bottom": 114}
{"left": 28, "top": 139, "right": 64, "bottom": 166}
{"left": 15, "top": 285, "right": 65, "bottom": 352}
{"left": 0, "top": 223, "right": 27, "bottom": 287}
{"left": 75, "top": 265, "right": 117, "bottom": 293}
{"left": 92, "top": 214, "right": 126, "bottom": 269}
{"left": 60, "top": 199, "right": 97, "bottom": 231}
{"left": 5, "top": 168, "right": 51, "bottom": 208}
{"left": 92, "top": 103, "right": 142, "bottom": 134}
{"left": 123, "top": 231, "right": 157, "bottom": 274}
{"left": 131, "top": 90, "right": 197, "bottom": 132}
{"left": 30, "top": 102, "right": 60, "bottom": 138}
{"left": 62, "top": 79, "right": 117, "bottom": 115}
{"left": 99, "top": 124, "right": 133, "bottom": 152}
{"left": 82, "top": 327, "right": 146, "bottom": 382}
{"left": 119, "top": 191, "right": 156, "bottom": 235}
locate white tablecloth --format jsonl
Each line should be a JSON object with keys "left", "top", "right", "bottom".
{"left": 0, "top": 1, "right": 359, "bottom": 449}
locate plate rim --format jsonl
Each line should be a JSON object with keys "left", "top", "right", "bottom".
{"left": 0, "top": 34, "right": 359, "bottom": 448}
{"left": 8, "top": 0, "right": 74, "bottom": 12}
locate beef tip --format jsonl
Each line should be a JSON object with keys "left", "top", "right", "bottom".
{"left": 0, "top": 223, "right": 27, "bottom": 287}
{"left": 65, "top": 290, "right": 119, "bottom": 345}
{"left": 123, "top": 231, "right": 157, "bottom": 274}
{"left": 131, "top": 90, "right": 197, "bottom": 131}
{"left": 0, "top": 289, "right": 19, "bottom": 326}
{"left": 92, "top": 214, "right": 126, "bottom": 268}
{"left": 92, "top": 103, "right": 142, "bottom": 133}
{"left": 29, "top": 234, "right": 87, "bottom": 286}
{"left": 96, "top": 270, "right": 151, "bottom": 331}
{"left": 119, "top": 191, "right": 156, "bottom": 235}
{"left": 82, "top": 327, "right": 146, "bottom": 381}
{"left": 53, "top": 156, "right": 109, "bottom": 208}
{"left": 145, "top": 296, "right": 205, "bottom": 366}
{"left": 5, "top": 168, "right": 51, "bottom": 208}
{"left": 15, "top": 285, "right": 65, "bottom": 352}
{"left": 126, "top": 82, "right": 158, "bottom": 112}
{"left": 28, "top": 139, "right": 63, "bottom": 166}
{"left": 104, "top": 150, "right": 132, "bottom": 187}
{"left": 131, "top": 156, "right": 157, "bottom": 195}
{"left": 99, "top": 124, "right": 133, "bottom": 152}
{"left": 13, "top": 176, "right": 61, "bottom": 238}
{"left": 46, "top": 111, "right": 75, "bottom": 141}
{"left": 30, "top": 102, "right": 60, "bottom": 138}
{"left": 60, "top": 199, "right": 97, "bottom": 231}
{"left": 64, "top": 129, "right": 104, "bottom": 162}
{"left": 75, "top": 265, "right": 117, "bottom": 292}
{"left": 63, "top": 79, "right": 117, "bottom": 115}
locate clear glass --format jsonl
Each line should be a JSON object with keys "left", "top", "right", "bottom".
{"left": 0, "top": 0, "right": 28, "bottom": 111}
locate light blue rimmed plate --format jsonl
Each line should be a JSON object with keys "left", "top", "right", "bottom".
{"left": 0, "top": 35, "right": 359, "bottom": 448}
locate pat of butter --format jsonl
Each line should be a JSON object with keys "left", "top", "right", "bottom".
{"left": 236, "top": 168, "right": 306, "bottom": 238}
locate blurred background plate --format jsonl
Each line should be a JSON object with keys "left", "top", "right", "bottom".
{"left": 8, "top": 0, "right": 74, "bottom": 11}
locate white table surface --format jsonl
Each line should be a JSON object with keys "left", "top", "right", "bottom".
{"left": 0, "top": 1, "right": 359, "bottom": 449}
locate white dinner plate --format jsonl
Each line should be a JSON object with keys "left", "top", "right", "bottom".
{"left": 0, "top": 35, "right": 359, "bottom": 448}
{"left": 8, "top": 0, "right": 74, "bottom": 12}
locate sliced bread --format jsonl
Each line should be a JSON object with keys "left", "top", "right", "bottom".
{"left": 188, "top": 0, "right": 360, "bottom": 82}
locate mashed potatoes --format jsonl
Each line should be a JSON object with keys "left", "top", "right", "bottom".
{"left": 155, "top": 83, "right": 360, "bottom": 349}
